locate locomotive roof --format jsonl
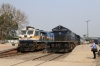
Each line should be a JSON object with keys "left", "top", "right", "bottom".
{"left": 52, "top": 25, "right": 71, "bottom": 31}
{"left": 40, "top": 30, "right": 49, "bottom": 34}
{"left": 52, "top": 25, "right": 81, "bottom": 37}
{"left": 26, "top": 26, "right": 35, "bottom": 29}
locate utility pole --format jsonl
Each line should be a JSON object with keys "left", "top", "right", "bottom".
{"left": 86, "top": 20, "right": 90, "bottom": 41}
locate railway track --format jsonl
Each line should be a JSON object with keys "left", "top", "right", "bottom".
{"left": 11, "top": 52, "right": 69, "bottom": 66}
{"left": 0, "top": 48, "right": 69, "bottom": 66}
{"left": 0, "top": 48, "right": 68, "bottom": 60}
{"left": 0, "top": 48, "right": 69, "bottom": 61}
{"left": 32, "top": 52, "right": 69, "bottom": 61}
{"left": 0, "top": 49, "right": 23, "bottom": 58}
{"left": 32, "top": 53, "right": 69, "bottom": 66}
{"left": 0, "top": 48, "right": 46, "bottom": 58}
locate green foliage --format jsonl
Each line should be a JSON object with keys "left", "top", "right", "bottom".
{"left": 0, "top": 12, "right": 18, "bottom": 40}
{"left": 0, "top": 3, "right": 29, "bottom": 40}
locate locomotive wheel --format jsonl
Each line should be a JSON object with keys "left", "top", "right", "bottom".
{"left": 71, "top": 44, "right": 73, "bottom": 50}
{"left": 65, "top": 49, "right": 68, "bottom": 52}
{"left": 21, "top": 51, "right": 25, "bottom": 53}
{"left": 47, "top": 49, "right": 51, "bottom": 53}
{"left": 31, "top": 45, "right": 36, "bottom": 51}
{"left": 70, "top": 44, "right": 73, "bottom": 51}
{"left": 73, "top": 44, "right": 75, "bottom": 49}
{"left": 51, "top": 44, "right": 55, "bottom": 48}
{"left": 68, "top": 44, "right": 74, "bottom": 52}
{"left": 53, "top": 49, "right": 57, "bottom": 53}
{"left": 64, "top": 44, "right": 68, "bottom": 48}
{"left": 29, "top": 44, "right": 36, "bottom": 51}
{"left": 24, "top": 43, "right": 29, "bottom": 48}
{"left": 41, "top": 44, "right": 44, "bottom": 49}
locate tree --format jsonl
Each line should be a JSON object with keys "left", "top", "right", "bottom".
{"left": 0, "top": 3, "right": 29, "bottom": 40}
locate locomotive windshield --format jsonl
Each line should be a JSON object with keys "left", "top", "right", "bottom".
{"left": 21, "top": 30, "right": 26, "bottom": 35}
{"left": 27, "top": 31, "right": 33, "bottom": 35}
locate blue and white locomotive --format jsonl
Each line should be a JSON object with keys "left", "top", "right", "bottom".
{"left": 46, "top": 25, "right": 81, "bottom": 52}
{"left": 18, "top": 26, "right": 54, "bottom": 52}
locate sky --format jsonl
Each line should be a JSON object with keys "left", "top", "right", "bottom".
{"left": 0, "top": 0, "right": 100, "bottom": 37}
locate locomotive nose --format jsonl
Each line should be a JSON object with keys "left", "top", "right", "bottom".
{"left": 24, "top": 35, "right": 27, "bottom": 37}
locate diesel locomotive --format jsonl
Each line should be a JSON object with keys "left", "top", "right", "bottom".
{"left": 18, "top": 25, "right": 81, "bottom": 52}
{"left": 46, "top": 25, "right": 81, "bottom": 52}
{"left": 18, "top": 26, "right": 54, "bottom": 52}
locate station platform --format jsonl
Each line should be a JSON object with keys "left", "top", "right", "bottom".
{"left": 0, "top": 44, "right": 99, "bottom": 66}
{"left": 0, "top": 43, "right": 18, "bottom": 53}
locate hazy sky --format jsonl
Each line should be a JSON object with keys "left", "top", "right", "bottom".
{"left": 0, "top": 0, "right": 100, "bottom": 37}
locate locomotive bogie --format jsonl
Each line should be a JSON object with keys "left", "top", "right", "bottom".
{"left": 18, "top": 41, "right": 45, "bottom": 52}
{"left": 46, "top": 42, "right": 76, "bottom": 52}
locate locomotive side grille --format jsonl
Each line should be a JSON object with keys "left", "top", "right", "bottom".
{"left": 54, "top": 35, "right": 71, "bottom": 41}
{"left": 65, "top": 35, "right": 70, "bottom": 41}
{"left": 54, "top": 35, "right": 65, "bottom": 41}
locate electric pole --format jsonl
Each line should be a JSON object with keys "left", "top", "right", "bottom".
{"left": 86, "top": 20, "right": 90, "bottom": 41}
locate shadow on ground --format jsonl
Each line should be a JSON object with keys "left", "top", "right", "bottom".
{"left": 87, "top": 57, "right": 93, "bottom": 59}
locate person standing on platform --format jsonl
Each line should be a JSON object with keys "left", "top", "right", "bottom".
{"left": 91, "top": 40, "right": 97, "bottom": 59}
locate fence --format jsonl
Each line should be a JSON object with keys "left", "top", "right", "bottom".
{"left": 0, "top": 40, "right": 19, "bottom": 44}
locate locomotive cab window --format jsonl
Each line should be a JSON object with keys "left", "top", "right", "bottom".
{"left": 27, "top": 30, "right": 33, "bottom": 35}
{"left": 21, "top": 30, "right": 26, "bottom": 35}
{"left": 35, "top": 31, "right": 40, "bottom": 36}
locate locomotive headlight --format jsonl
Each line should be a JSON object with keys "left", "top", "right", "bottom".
{"left": 19, "top": 36, "right": 22, "bottom": 38}
{"left": 38, "top": 36, "right": 40, "bottom": 38}
{"left": 32, "top": 36, "right": 35, "bottom": 38}
{"left": 30, "top": 36, "right": 32, "bottom": 38}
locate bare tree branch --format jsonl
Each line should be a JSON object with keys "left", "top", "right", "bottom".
{"left": 0, "top": 3, "right": 29, "bottom": 40}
